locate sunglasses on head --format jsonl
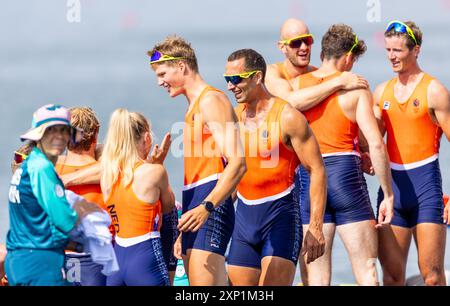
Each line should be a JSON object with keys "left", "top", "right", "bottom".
{"left": 149, "top": 51, "right": 185, "bottom": 64}
{"left": 224, "top": 70, "right": 260, "bottom": 85}
{"left": 347, "top": 34, "right": 359, "bottom": 55}
{"left": 14, "top": 151, "right": 28, "bottom": 164}
{"left": 385, "top": 20, "right": 418, "bottom": 45}
{"left": 280, "top": 34, "right": 314, "bottom": 48}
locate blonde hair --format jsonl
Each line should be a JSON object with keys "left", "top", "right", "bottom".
{"left": 68, "top": 107, "right": 100, "bottom": 152}
{"left": 147, "top": 35, "right": 199, "bottom": 72}
{"left": 100, "top": 108, "right": 151, "bottom": 200}
{"left": 385, "top": 21, "right": 423, "bottom": 50}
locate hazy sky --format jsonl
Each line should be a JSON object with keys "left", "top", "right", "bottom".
{"left": 1, "top": 0, "right": 449, "bottom": 38}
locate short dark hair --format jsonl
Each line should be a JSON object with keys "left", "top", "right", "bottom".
{"left": 321, "top": 24, "right": 367, "bottom": 61}
{"left": 384, "top": 21, "right": 422, "bottom": 50}
{"left": 227, "top": 49, "right": 267, "bottom": 82}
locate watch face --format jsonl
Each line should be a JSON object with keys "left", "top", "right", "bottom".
{"left": 203, "top": 201, "right": 214, "bottom": 212}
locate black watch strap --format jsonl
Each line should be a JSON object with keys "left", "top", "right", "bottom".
{"left": 201, "top": 201, "right": 215, "bottom": 213}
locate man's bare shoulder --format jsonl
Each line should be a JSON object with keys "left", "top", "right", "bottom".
{"left": 199, "top": 89, "right": 232, "bottom": 109}
{"left": 428, "top": 78, "right": 449, "bottom": 97}
{"left": 340, "top": 87, "right": 371, "bottom": 101}
{"left": 280, "top": 100, "right": 307, "bottom": 126}
{"left": 266, "top": 63, "right": 283, "bottom": 79}
{"left": 428, "top": 78, "right": 450, "bottom": 109}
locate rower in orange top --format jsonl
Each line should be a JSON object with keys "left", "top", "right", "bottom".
{"left": 295, "top": 24, "right": 394, "bottom": 286}
{"left": 54, "top": 107, "right": 111, "bottom": 286}
{"left": 148, "top": 36, "right": 246, "bottom": 286}
{"left": 101, "top": 109, "right": 175, "bottom": 286}
{"left": 224, "top": 49, "right": 327, "bottom": 286}
{"left": 373, "top": 20, "right": 450, "bottom": 286}
{"left": 56, "top": 107, "right": 106, "bottom": 210}
{"left": 265, "top": 18, "right": 369, "bottom": 113}
{"left": 265, "top": 18, "right": 373, "bottom": 283}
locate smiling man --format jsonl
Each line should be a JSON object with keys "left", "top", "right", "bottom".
{"left": 148, "top": 36, "right": 246, "bottom": 286}
{"left": 265, "top": 18, "right": 368, "bottom": 113}
{"left": 373, "top": 20, "right": 450, "bottom": 286}
{"left": 224, "top": 49, "right": 327, "bottom": 286}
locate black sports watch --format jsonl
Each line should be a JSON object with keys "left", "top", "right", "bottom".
{"left": 201, "top": 201, "right": 215, "bottom": 213}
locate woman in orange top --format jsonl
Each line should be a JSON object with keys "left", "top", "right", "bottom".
{"left": 101, "top": 109, "right": 174, "bottom": 286}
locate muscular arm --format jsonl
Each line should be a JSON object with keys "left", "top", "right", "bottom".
{"left": 60, "top": 137, "right": 171, "bottom": 187}
{"left": 356, "top": 89, "right": 394, "bottom": 225}
{"left": 372, "top": 82, "right": 388, "bottom": 137}
{"left": 60, "top": 162, "right": 101, "bottom": 187}
{"left": 428, "top": 80, "right": 450, "bottom": 141}
{"left": 266, "top": 65, "right": 368, "bottom": 112}
{"left": 178, "top": 93, "right": 246, "bottom": 232}
{"left": 200, "top": 93, "right": 247, "bottom": 207}
{"left": 282, "top": 106, "right": 326, "bottom": 263}
{"left": 282, "top": 106, "right": 326, "bottom": 229}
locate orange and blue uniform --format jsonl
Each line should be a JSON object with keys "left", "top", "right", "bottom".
{"left": 105, "top": 162, "right": 169, "bottom": 286}
{"left": 227, "top": 98, "right": 302, "bottom": 268}
{"left": 377, "top": 73, "right": 444, "bottom": 227}
{"left": 56, "top": 161, "right": 111, "bottom": 286}
{"left": 297, "top": 71, "right": 374, "bottom": 225}
{"left": 182, "top": 86, "right": 235, "bottom": 256}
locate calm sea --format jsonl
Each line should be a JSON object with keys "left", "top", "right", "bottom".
{"left": 0, "top": 0, "right": 449, "bottom": 285}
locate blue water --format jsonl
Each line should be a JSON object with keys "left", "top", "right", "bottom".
{"left": 0, "top": 0, "right": 449, "bottom": 285}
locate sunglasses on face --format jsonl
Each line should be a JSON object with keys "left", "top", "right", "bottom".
{"left": 14, "top": 151, "right": 28, "bottom": 164}
{"left": 280, "top": 34, "right": 314, "bottom": 48}
{"left": 149, "top": 51, "right": 185, "bottom": 64}
{"left": 385, "top": 21, "right": 418, "bottom": 45}
{"left": 224, "top": 70, "right": 260, "bottom": 85}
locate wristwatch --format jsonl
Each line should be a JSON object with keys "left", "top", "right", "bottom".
{"left": 201, "top": 201, "right": 215, "bottom": 213}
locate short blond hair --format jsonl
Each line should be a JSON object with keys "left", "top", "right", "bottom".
{"left": 147, "top": 35, "right": 199, "bottom": 72}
